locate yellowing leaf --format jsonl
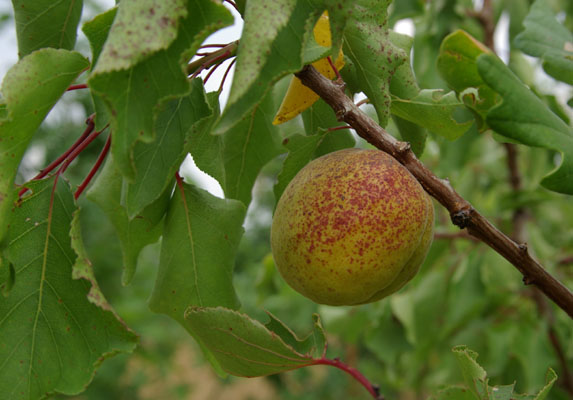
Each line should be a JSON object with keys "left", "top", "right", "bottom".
{"left": 273, "top": 12, "right": 345, "bottom": 125}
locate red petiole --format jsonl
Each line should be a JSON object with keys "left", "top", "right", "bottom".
{"left": 310, "top": 357, "right": 383, "bottom": 399}
{"left": 67, "top": 84, "right": 88, "bottom": 91}
{"left": 74, "top": 134, "right": 111, "bottom": 200}
{"left": 19, "top": 115, "right": 95, "bottom": 197}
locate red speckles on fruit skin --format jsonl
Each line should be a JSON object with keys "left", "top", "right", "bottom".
{"left": 271, "top": 148, "right": 434, "bottom": 306}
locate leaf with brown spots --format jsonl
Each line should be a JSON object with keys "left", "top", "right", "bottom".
{"left": 0, "top": 177, "right": 137, "bottom": 399}
{"left": 89, "top": 0, "right": 233, "bottom": 180}
{"left": 0, "top": 49, "right": 89, "bottom": 259}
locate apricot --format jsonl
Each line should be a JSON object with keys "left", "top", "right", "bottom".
{"left": 271, "top": 148, "right": 434, "bottom": 306}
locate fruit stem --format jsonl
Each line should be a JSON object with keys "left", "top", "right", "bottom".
{"left": 311, "top": 357, "right": 383, "bottom": 399}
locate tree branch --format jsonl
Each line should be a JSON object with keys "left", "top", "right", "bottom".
{"left": 294, "top": 65, "right": 573, "bottom": 318}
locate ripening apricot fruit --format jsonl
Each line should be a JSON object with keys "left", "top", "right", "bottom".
{"left": 271, "top": 148, "right": 434, "bottom": 306}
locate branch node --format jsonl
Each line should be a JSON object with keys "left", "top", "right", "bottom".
{"left": 518, "top": 243, "right": 528, "bottom": 253}
{"left": 523, "top": 275, "right": 534, "bottom": 285}
{"left": 335, "top": 108, "right": 347, "bottom": 122}
{"left": 397, "top": 141, "right": 411, "bottom": 155}
{"left": 451, "top": 208, "right": 473, "bottom": 229}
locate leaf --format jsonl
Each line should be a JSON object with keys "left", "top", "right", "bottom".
{"left": 82, "top": 7, "right": 117, "bottom": 130}
{"left": 430, "top": 386, "right": 477, "bottom": 400}
{"left": 390, "top": 89, "right": 475, "bottom": 141}
{"left": 126, "top": 78, "right": 214, "bottom": 217}
{"left": 452, "top": 345, "right": 488, "bottom": 399}
{"left": 477, "top": 53, "right": 573, "bottom": 195}
{"left": 149, "top": 181, "right": 246, "bottom": 318}
{"left": 184, "top": 307, "right": 326, "bottom": 377}
{"left": 514, "top": 0, "right": 573, "bottom": 85}
{"left": 0, "top": 177, "right": 137, "bottom": 399}
{"left": 191, "top": 90, "right": 283, "bottom": 207}
{"left": 12, "top": 0, "right": 83, "bottom": 58}
{"left": 437, "top": 30, "right": 498, "bottom": 122}
{"left": 89, "top": 0, "right": 233, "bottom": 180}
{"left": 214, "top": 0, "right": 319, "bottom": 135}
{"left": 272, "top": 12, "right": 345, "bottom": 125}
{"left": 530, "top": 368, "right": 557, "bottom": 400}
{"left": 342, "top": 0, "right": 407, "bottom": 127}
{"left": 273, "top": 98, "right": 355, "bottom": 201}
{"left": 86, "top": 156, "right": 170, "bottom": 286}
{"left": 388, "top": 31, "right": 428, "bottom": 155}
{"left": 0, "top": 49, "right": 89, "bottom": 251}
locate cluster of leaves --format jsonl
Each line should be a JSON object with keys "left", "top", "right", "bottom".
{"left": 0, "top": 0, "right": 571, "bottom": 399}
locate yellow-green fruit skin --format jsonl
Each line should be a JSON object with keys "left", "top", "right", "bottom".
{"left": 271, "top": 148, "right": 434, "bottom": 306}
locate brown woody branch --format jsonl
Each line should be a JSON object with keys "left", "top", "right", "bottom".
{"left": 295, "top": 65, "right": 573, "bottom": 318}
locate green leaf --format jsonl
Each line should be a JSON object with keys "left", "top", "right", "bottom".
{"left": 388, "top": 31, "right": 428, "bottom": 155}
{"left": 0, "top": 49, "right": 89, "bottom": 250}
{"left": 430, "top": 386, "right": 478, "bottom": 400}
{"left": 273, "top": 98, "right": 354, "bottom": 202}
{"left": 437, "top": 30, "right": 498, "bottom": 122}
{"left": 488, "top": 384, "right": 516, "bottom": 400}
{"left": 343, "top": 0, "right": 407, "bottom": 127}
{"left": 0, "top": 177, "right": 137, "bottom": 399}
{"left": 530, "top": 368, "right": 557, "bottom": 400}
{"left": 391, "top": 90, "right": 475, "bottom": 141}
{"left": 389, "top": 0, "right": 424, "bottom": 25}
{"left": 477, "top": 53, "right": 573, "bottom": 194}
{"left": 514, "top": 0, "right": 573, "bottom": 85}
{"left": 452, "top": 345, "right": 488, "bottom": 399}
{"left": 89, "top": 0, "right": 233, "bottom": 180}
{"left": 126, "top": 78, "right": 213, "bottom": 217}
{"left": 214, "top": 0, "right": 318, "bottom": 135}
{"left": 184, "top": 307, "right": 326, "bottom": 377}
{"left": 149, "top": 182, "right": 246, "bottom": 318}
{"left": 192, "top": 90, "right": 283, "bottom": 207}
{"left": 82, "top": 7, "right": 117, "bottom": 130}
{"left": 12, "top": 0, "right": 83, "bottom": 57}
{"left": 86, "top": 156, "right": 170, "bottom": 286}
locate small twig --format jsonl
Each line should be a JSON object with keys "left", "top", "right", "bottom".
{"left": 355, "top": 98, "right": 370, "bottom": 108}
{"left": 187, "top": 41, "right": 238, "bottom": 76}
{"left": 74, "top": 134, "right": 111, "bottom": 200}
{"left": 311, "top": 357, "right": 383, "bottom": 399}
{"left": 295, "top": 64, "right": 573, "bottom": 317}
{"left": 199, "top": 44, "right": 227, "bottom": 49}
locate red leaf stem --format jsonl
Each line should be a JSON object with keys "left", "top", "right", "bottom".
{"left": 218, "top": 57, "right": 236, "bottom": 93}
{"left": 326, "top": 56, "right": 342, "bottom": 81}
{"left": 67, "top": 84, "right": 88, "bottom": 91}
{"left": 223, "top": 0, "right": 239, "bottom": 13}
{"left": 327, "top": 125, "right": 352, "bottom": 132}
{"left": 74, "top": 134, "right": 111, "bottom": 200}
{"left": 18, "top": 115, "right": 95, "bottom": 197}
{"left": 191, "top": 51, "right": 231, "bottom": 79}
{"left": 311, "top": 357, "right": 383, "bottom": 399}
{"left": 59, "top": 124, "right": 109, "bottom": 174}
{"left": 204, "top": 58, "right": 228, "bottom": 84}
